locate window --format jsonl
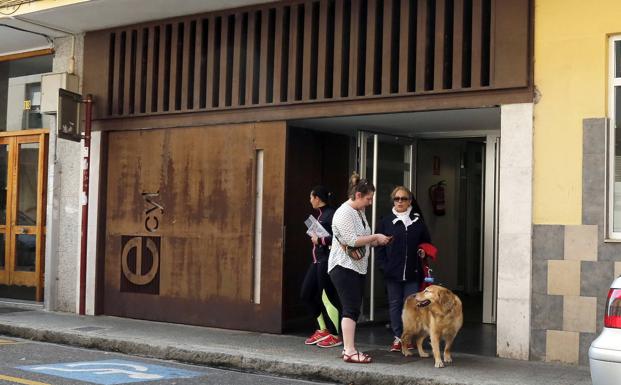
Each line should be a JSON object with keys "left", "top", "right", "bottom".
{"left": 0, "top": 54, "right": 53, "bottom": 132}
{"left": 609, "top": 36, "right": 621, "bottom": 238}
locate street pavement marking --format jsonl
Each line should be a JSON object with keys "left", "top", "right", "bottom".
{"left": 0, "top": 374, "right": 51, "bottom": 385}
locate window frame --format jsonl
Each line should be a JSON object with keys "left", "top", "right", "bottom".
{"left": 608, "top": 35, "right": 621, "bottom": 239}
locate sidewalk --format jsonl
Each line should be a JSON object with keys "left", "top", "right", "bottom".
{"left": 0, "top": 304, "right": 591, "bottom": 385}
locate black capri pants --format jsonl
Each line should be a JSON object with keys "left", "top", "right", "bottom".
{"left": 329, "top": 265, "right": 366, "bottom": 321}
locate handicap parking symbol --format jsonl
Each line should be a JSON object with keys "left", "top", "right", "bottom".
{"left": 18, "top": 359, "right": 203, "bottom": 384}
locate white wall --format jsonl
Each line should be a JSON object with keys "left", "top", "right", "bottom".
{"left": 496, "top": 103, "right": 534, "bottom": 360}
{"left": 416, "top": 140, "right": 461, "bottom": 289}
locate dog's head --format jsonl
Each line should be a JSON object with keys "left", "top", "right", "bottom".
{"left": 414, "top": 285, "right": 456, "bottom": 311}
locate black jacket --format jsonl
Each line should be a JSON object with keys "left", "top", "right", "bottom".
{"left": 375, "top": 210, "right": 431, "bottom": 282}
{"left": 311, "top": 205, "right": 335, "bottom": 263}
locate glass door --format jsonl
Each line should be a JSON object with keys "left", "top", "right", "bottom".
{"left": 0, "top": 132, "right": 47, "bottom": 301}
{"left": 358, "top": 131, "right": 415, "bottom": 321}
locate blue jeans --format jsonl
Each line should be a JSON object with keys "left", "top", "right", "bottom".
{"left": 386, "top": 280, "right": 420, "bottom": 338}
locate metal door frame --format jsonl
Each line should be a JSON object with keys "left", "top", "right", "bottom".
{"left": 357, "top": 130, "right": 415, "bottom": 321}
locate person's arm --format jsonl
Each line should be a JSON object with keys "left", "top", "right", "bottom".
{"left": 319, "top": 209, "right": 334, "bottom": 246}
{"left": 333, "top": 209, "right": 388, "bottom": 247}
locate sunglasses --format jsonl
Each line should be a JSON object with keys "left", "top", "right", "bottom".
{"left": 393, "top": 196, "right": 410, "bottom": 202}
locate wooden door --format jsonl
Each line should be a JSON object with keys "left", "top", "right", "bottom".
{"left": 0, "top": 131, "right": 47, "bottom": 301}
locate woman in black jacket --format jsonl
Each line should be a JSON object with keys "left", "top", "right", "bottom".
{"left": 376, "top": 186, "right": 432, "bottom": 352}
{"left": 300, "top": 185, "right": 342, "bottom": 348}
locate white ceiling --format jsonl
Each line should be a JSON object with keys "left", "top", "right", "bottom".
{"left": 290, "top": 107, "right": 501, "bottom": 138}
{"left": 0, "top": 0, "right": 276, "bottom": 56}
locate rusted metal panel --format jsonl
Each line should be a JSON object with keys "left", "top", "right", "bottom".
{"left": 348, "top": 0, "right": 360, "bottom": 97}
{"left": 434, "top": 0, "right": 446, "bottom": 90}
{"left": 219, "top": 16, "right": 229, "bottom": 107}
{"left": 245, "top": 12, "right": 257, "bottom": 105}
{"left": 181, "top": 21, "right": 192, "bottom": 110}
{"left": 452, "top": 0, "right": 464, "bottom": 89}
{"left": 273, "top": 7, "right": 284, "bottom": 103}
{"left": 381, "top": 0, "right": 392, "bottom": 95}
{"left": 302, "top": 2, "right": 313, "bottom": 100}
{"left": 231, "top": 12, "right": 243, "bottom": 107}
{"left": 491, "top": 0, "right": 530, "bottom": 88}
{"left": 332, "top": 0, "right": 343, "bottom": 98}
{"left": 287, "top": 5, "right": 299, "bottom": 102}
{"left": 82, "top": 0, "right": 532, "bottom": 118}
{"left": 415, "top": 0, "right": 427, "bottom": 92}
{"left": 259, "top": 9, "right": 270, "bottom": 104}
{"left": 471, "top": 0, "right": 483, "bottom": 87}
{"left": 316, "top": 1, "right": 328, "bottom": 99}
{"left": 103, "top": 121, "right": 286, "bottom": 332}
{"left": 398, "top": 0, "right": 410, "bottom": 94}
{"left": 364, "top": 0, "right": 376, "bottom": 96}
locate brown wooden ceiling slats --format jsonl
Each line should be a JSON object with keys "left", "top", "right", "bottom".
{"left": 332, "top": 0, "right": 343, "bottom": 99}
{"left": 433, "top": 0, "right": 445, "bottom": 91}
{"left": 180, "top": 21, "right": 192, "bottom": 111}
{"left": 258, "top": 10, "right": 269, "bottom": 104}
{"left": 452, "top": 0, "right": 464, "bottom": 90}
{"left": 273, "top": 7, "right": 284, "bottom": 103}
{"left": 470, "top": 0, "right": 482, "bottom": 89}
{"left": 316, "top": 1, "right": 328, "bottom": 99}
{"left": 415, "top": 0, "right": 427, "bottom": 92}
{"left": 94, "top": 0, "right": 529, "bottom": 118}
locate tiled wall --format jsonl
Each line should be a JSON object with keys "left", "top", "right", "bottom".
{"left": 530, "top": 118, "right": 620, "bottom": 364}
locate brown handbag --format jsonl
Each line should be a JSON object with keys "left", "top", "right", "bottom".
{"left": 341, "top": 243, "right": 366, "bottom": 260}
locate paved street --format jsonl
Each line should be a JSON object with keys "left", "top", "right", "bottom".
{"left": 0, "top": 336, "right": 335, "bottom": 385}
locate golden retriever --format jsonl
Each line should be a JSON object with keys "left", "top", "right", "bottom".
{"left": 400, "top": 285, "right": 463, "bottom": 368}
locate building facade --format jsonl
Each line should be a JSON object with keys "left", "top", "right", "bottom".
{"left": 13, "top": 0, "right": 619, "bottom": 365}
{"left": 530, "top": 0, "right": 621, "bottom": 365}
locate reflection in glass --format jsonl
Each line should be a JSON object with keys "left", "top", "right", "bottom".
{"left": 615, "top": 87, "right": 621, "bottom": 232}
{"left": 616, "top": 41, "right": 621, "bottom": 79}
{"left": 0, "top": 233, "right": 4, "bottom": 269}
{"left": 17, "top": 143, "right": 39, "bottom": 226}
{"left": 15, "top": 234, "right": 36, "bottom": 271}
{"left": 0, "top": 145, "right": 7, "bottom": 224}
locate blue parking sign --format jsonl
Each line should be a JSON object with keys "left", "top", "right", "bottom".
{"left": 18, "top": 359, "right": 203, "bottom": 384}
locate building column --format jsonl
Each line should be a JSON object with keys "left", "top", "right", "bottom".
{"left": 497, "top": 103, "right": 533, "bottom": 359}
{"left": 44, "top": 34, "right": 84, "bottom": 313}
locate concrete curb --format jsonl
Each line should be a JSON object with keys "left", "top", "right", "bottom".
{"left": 0, "top": 323, "right": 458, "bottom": 385}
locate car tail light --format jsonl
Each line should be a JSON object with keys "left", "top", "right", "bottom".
{"left": 604, "top": 288, "right": 621, "bottom": 328}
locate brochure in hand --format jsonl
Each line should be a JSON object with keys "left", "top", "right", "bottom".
{"left": 304, "top": 215, "right": 331, "bottom": 238}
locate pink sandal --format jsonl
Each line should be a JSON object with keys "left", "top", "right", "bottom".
{"left": 342, "top": 351, "right": 372, "bottom": 364}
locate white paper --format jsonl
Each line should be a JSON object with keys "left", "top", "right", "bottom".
{"left": 304, "top": 215, "right": 330, "bottom": 238}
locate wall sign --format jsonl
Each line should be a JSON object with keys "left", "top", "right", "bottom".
{"left": 58, "top": 88, "right": 82, "bottom": 142}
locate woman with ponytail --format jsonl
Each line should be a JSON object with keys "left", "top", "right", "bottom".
{"left": 301, "top": 185, "right": 342, "bottom": 348}
{"left": 328, "top": 172, "right": 392, "bottom": 364}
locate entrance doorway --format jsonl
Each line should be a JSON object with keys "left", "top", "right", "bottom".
{"left": 286, "top": 108, "right": 500, "bottom": 355}
{"left": 0, "top": 132, "right": 48, "bottom": 301}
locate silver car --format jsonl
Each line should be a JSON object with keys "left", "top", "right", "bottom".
{"left": 589, "top": 275, "right": 621, "bottom": 385}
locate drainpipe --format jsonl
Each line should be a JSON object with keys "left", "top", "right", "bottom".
{"left": 79, "top": 95, "right": 92, "bottom": 315}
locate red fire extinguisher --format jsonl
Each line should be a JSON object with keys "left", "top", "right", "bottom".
{"left": 429, "top": 180, "right": 446, "bottom": 216}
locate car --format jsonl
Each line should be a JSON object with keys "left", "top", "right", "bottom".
{"left": 589, "top": 275, "right": 621, "bottom": 385}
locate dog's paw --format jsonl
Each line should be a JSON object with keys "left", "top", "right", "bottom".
{"left": 402, "top": 349, "right": 414, "bottom": 357}
{"left": 444, "top": 356, "right": 453, "bottom": 364}
{"left": 419, "top": 351, "right": 430, "bottom": 358}
{"left": 434, "top": 360, "right": 445, "bottom": 368}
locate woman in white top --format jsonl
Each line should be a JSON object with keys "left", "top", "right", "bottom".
{"left": 329, "top": 172, "right": 392, "bottom": 364}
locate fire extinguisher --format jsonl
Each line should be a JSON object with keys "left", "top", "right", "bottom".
{"left": 429, "top": 180, "right": 446, "bottom": 216}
